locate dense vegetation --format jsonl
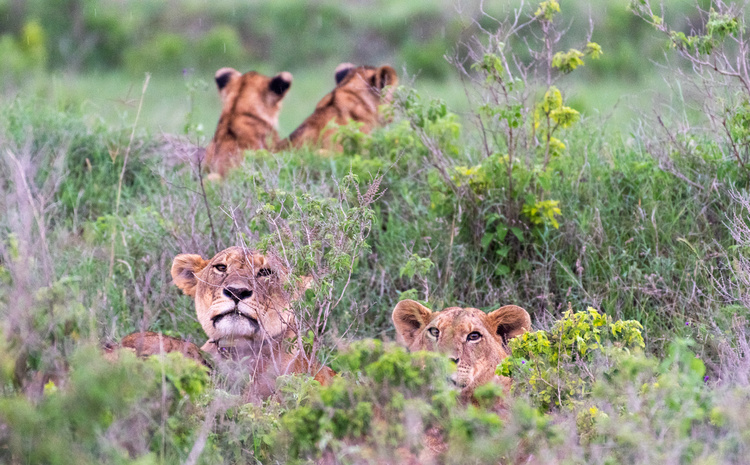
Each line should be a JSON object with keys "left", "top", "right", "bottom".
{"left": 2, "top": 0, "right": 750, "bottom": 463}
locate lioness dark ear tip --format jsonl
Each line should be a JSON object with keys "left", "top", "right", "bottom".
{"left": 214, "top": 67, "right": 239, "bottom": 90}
{"left": 334, "top": 62, "right": 356, "bottom": 84}
{"left": 379, "top": 65, "right": 398, "bottom": 87}
{"left": 270, "top": 72, "right": 293, "bottom": 95}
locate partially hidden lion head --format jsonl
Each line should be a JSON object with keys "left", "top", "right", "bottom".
{"left": 205, "top": 68, "right": 293, "bottom": 177}
{"left": 281, "top": 63, "right": 398, "bottom": 150}
{"left": 392, "top": 299, "right": 531, "bottom": 399}
{"left": 171, "top": 247, "right": 299, "bottom": 353}
{"left": 332, "top": 63, "right": 398, "bottom": 106}
{"left": 105, "top": 331, "right": 208, "bottom": 367}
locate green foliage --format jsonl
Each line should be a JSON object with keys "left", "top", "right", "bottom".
{"left": 668, "top": 9, "right": 740, "bottom": 55}
{"left": 276, "top": 340, "right": 454, "bottom": 463}
{"left": 195, "top": 25, "right": 250, "bottom": 71}
{"left": 0, "top": 19, "right": 47, "bottom": 85}
{"left": 535, "top": 0, "right": 561, "bottom": 21}
{"left": 552, "top": 48, "right": 585, "bottom": 73}
{"left": 399, "top": 253, "right": 434, "bottom": 280}
{"left": 1, "top": 2, "right": 749, "bottom": 463}
{"left": 521, "top": 199, "right": 562, "bottom": 229}
{"left": 499, "top": 307, "right": 645, "bottom": 410}
{"left": 125, "top": 33, "right": 190, "bottom": 75}
{"left": 0, "top": 347, "right": 207, "bottom": 464}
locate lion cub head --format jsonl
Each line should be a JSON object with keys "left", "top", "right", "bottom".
{"left": 205, "top": 68, "right": 293, "bottom": 177}
{"left": 392, "top": 300, "right": 531, "bottom": 399}
{"left": 171, "top": 247, "right": 295, "bottom": 353}
{"left": 282, "top": 63, "right": 398, "bottom": 150}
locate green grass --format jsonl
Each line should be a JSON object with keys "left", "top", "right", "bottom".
{"left": 2, "top": 1, "right": 750, "bottom": 463}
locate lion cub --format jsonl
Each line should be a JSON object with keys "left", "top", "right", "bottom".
{"left": 280, "top": 63, "right": 398, "bottom": 150}
{"left": 171, "top": 246, "right": 334, "bottom": 399}
{"left": 205, "top": 68, "right": 293, "bottom": 177}
{"left": 392, "top": 299, "right": 531, "bottom": 403}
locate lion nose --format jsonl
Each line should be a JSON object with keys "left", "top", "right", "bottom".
{"left": 223, "top": 286, "right": 253, "bottom": 304}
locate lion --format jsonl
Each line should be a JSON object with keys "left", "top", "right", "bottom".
{"left": 171, "top": 246, "right": 335, "bottom": 399}
{"left": 103, "top": 331, "right": 208, "bottom": 367}
{"left": 204, "top": 67, "right": 293, "bottom": 177}
{"left": 390, "top": 299, "right": 531, "bottom": 463}
{"left": 392, "top": 299, "right": 531, "bottom": 402}
{"left": 279, "top": 63, "right": 398, "bottom": 150}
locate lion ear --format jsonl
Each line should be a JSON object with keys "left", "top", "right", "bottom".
{"left": 487, "top": 305, "right": 531, "bottom": 345}
{"left": 269, "top": 71, "right": 293, "bottom": 96}
{"left": 171, "top": 254, "right": 209, "bottom": 297}
{"left": 392, "top": 299, "right": 433, "bottom": 346}
{"left": 334, "top": 62, "right": 356, "bottom": 84}
{"left": 214, "top": 67, "right": 241, "bottom": 101}
{"left": 373, "top": 65, "right": 397, "bottom": 90}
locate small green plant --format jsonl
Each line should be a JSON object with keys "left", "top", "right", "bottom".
{"left": 499, "top": 306, "right": 645, "bottom": 410}
{"left": 275, "top": 340, "right": 454, "bottom": 463}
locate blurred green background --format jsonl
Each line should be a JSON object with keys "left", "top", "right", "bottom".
{"left": 0, "top": 0, "right": 710, "bottom": 136}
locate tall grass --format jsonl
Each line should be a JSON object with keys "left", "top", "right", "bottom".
{"left": 1, "top": 1, "right": 750, "bottom": 463}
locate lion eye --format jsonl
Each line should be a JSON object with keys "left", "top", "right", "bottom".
{"left": 467, "top": 331, "right": 482, "bottom": 342}
{"left": 213, "top": 264, "right": 227, "bottom": 273}
{"left": 256, "top": 268, "right": 273, "bottom": 278}
{"left": 428, "top": 327, "right": 439, "bottom": 338}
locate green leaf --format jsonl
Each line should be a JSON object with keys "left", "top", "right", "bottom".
{"left": 494, "top": 263, "right": 511, "bottom": 276}
{"left": 496, "top": 223, "right": 509, "bottom": 242}
{"left": 481, "top": 232, "right": 494, "bottom": 249}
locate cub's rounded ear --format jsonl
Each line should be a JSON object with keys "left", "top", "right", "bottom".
{"left": 372, "top": 65, "right": 398, "bottom": 90}
{"left": 291, "top": 275, "right": 313, "bottom": 300}
{"left": 214, "top": 67, "right": 241, "bottom": 98}
{"left": 171, "top": 254, "right": 209, "bottom": 297}
{"left": 487, "top": 305, "right": 531, "bottom": 345}
{"left": 269, "top": 71, "right": 293, "bottom": 96}
{"left": 392, "top": 299, "right": 433, "bottom": 346}
{"left": 334, "top": 62, "right": 356, "bottom": 84}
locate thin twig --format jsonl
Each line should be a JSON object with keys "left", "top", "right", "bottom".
{"left": 108, "top": 73, "right": 151, "bottom": 279}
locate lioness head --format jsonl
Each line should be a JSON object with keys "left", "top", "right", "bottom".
{"left": 332, "top": 63, "right": 398, "bottom": 102}
{"left": 281, "top": 63, "right": 398, "bottom": 150}
{"left": 171, "top": 247, "right": 296, "bottom": 351}
{"left": 205, "top": 68, "right": 293, "bottom": 176}
{"left": 392, "top": 300, "right": 531, "bottom": 397}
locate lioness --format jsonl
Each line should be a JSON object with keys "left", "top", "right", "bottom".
{"left": 279, "top": 63, "right": 398, "bottom": 150}
{"left": 104, "top": 331, "right": 208, "bottom": 367}
{"left": 171, "top": 246, "right": 334, "bottom": 399}
{"left": 392, "top": 299, "right": 531, "bottom": 402}
{"left": 205, "top": 67, "right": 293, "bottom": 177}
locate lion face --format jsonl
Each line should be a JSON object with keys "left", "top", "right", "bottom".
{"left": 171, "top": 247, "right": 296, "bottom": 351}
{"left": 206, "top": 68, "right": 293, "bottom": 176}
{"left": 392, "top": 300, "right": 531, "bottom": 396}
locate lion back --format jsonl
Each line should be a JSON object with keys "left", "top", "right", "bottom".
{"left": 205, "top": 68, "right": 292, "bottom": 177}
{"left": 283, "top": 64, "right": 398, "bottom": 150}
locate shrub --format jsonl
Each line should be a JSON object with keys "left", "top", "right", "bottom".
{"left": 499, "top": 306, "right": 645, "bottom": 410}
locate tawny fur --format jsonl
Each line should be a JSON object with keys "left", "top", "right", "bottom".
{"left": 104, "top": 331, "right": 208, "bottom": 367}
{"left": 205, "top": 68, "right": 292, "bottom": 177}
{"left": 279, "top": 63, "right": 398, "bottom": 150}
{"left": 391, "top": 299, "right": 531, "bottom": 464}
{"left": 171, "top": 246, "right": 334, "bottom": 399}
{"left": 392, "top": 299, "right": 531, "bottom": 403}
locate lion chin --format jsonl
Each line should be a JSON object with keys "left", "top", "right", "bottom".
{"left": 209, "top": 303, "right": 261, "bottom": 341}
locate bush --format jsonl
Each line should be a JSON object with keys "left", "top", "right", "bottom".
{"left": 499, "top": 306, "right": 645, "bottom": 410}
{"left": 125, "top": 33, "right": 190, "bottom": 75}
